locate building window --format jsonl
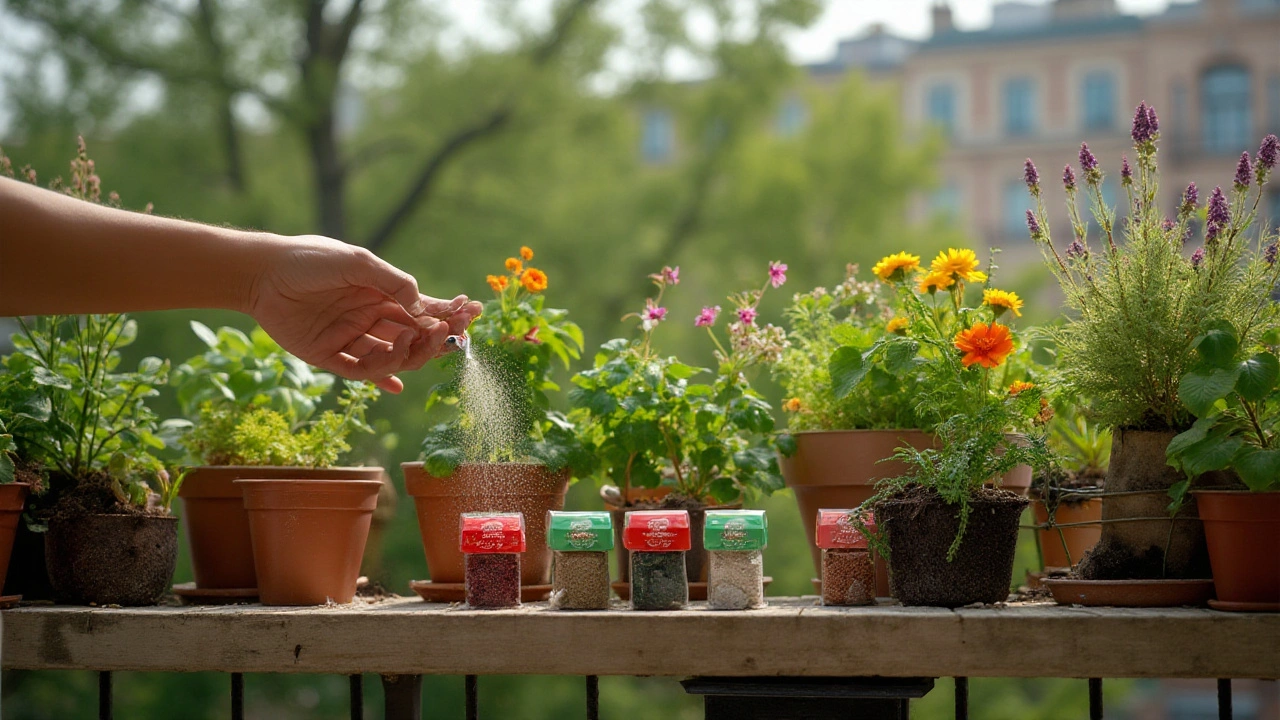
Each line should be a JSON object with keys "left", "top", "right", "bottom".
{"left": 1082, "top": 70, "right": 1116, "bottom": 131}
{"left": 930, "top": 183, "right": 961, "bottom": 219}
{"left": 1201, "top": 65, "right": 1252, "bottom": 154}
{"left": 926, "top": 83, "right": 957, "bottom": 136}
{"left": 641, "top": 109, "right": 674, "bottom": 163}
{"left": 1004, "top": 181, "right": 1030, "bottom": 238}
{"left": 777, "top": 97, "right": 807, "bottom": 137}
{"left": 1003, "top": 77, "right": 1036, "bottom": 137}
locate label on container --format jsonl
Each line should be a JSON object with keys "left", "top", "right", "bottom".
{"left": 546, "top": 510, "right": 614, "bottom": 552}
{"left": 703, "top": 509, "right": 767, "bottom": 551}
{"left": 622, "top": 510, "right": 691, "bottom": 552}
{"left": 460, "top": 512, "right": 526, "bottom": 554}
{"left": 815, "top": 509, "right": 875, "bottom": 549}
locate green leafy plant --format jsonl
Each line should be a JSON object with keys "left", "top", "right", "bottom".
{"left": 419, "top": 246, "right": 592, "bottom": 476}
{"left": 570, "top": 264, "right": 787, "bottom": 505}
{"left": 1166, "top": 321, "right": 1280, "bottom": 494}
{"left": 172, "top": 322, "right": 378, "bottom": 467}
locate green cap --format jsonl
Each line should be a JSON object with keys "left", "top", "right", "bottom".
{"left": 703, "top": 509, "right": 767, "bottom": 551}
{"left": 546, "top": 511, "right": 614, "bottom": 552}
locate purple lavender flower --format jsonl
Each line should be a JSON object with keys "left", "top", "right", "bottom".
{"left": 1190, "top": 247, "right": 1205, "bottom": 269}
{"left": 1206, "top": 186, "right": 1230, "bottom": 243}
{"left": 1024, "top": 158, "right": 1039, "bottom": 191}
{"left": 1079, "top": 142, "right": 1098, "bottom": 173}
{"left": 695, "top": 305, "right": 721, "bottom": 327}
{"left": 1183, "top": 182, "right": 1198, "bottom": 208}
{"left": 1259, "top": 134, "right": 1279, "bottom": 172}
{"left": 1235, "top": 152, "right": 1253, "bottom": 190}
{"left": 737, "top": 307, "right": 758, "bottom": 326}
{"left": 1131, "top": 102, "right": 1153, "bottom": 144}
{"left": 1120, "top": 155, "right": 1133, "bottom": 186}
{"left": 1161, "top": 218, "right": 1175, "bottom": 232}
{"left": 1063, "top": 165, "right": 1076, "bottom": 191}
{"left": 1026, "top": 210, "right": 1041, "bottom": 238}
{"left": 1146, "top": 103, "right": 1159, "bottom": 137}
{"left": 768, "top": 261, "right": 788, "bottom": 289}
{"left": 1066, "top": 239, "right": 1087, "bottom": 260}
{"left": 1266, "top": 242, "right": 1279, "bottom": 267}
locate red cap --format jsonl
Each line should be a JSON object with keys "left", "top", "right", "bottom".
{"left": 460, "top": 512, "right": 526, "bottom": 554}
{"left": 622, "top": 510, "right": 691, "bottom": 552}
{"left": 815, "top": 509, "right": 875, "bottom": 549}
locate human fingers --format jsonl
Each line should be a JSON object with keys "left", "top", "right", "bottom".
{"left": 316, "top": 352, "right": 405, "bottom": 394}
{"left": 365, "top": 317, "right": 420, "bottom": 344}
{"left": 443, "top": 300, "right": 484, "bottom": 335}
{"left": 417, "top": 294, "right": 468, "bottom": 319}
{"left": 347, "top": 246, "right": 427, "bottom": 316}
{"left": 402, "top": 321, "right": 451, "bottom": 372}
{"left": 344, "top": 333, "right": 395, "bottom": 358}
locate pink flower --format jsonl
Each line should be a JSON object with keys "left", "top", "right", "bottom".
{"left": 737, "top": 307, "right": 758, "bottom": 325}
{"left": 649, "top": 265, "right": 680, "bottom": 286}
{"left": 642, "top": 298, "right": 667, "bottom": 330}
{"left": 768, "top": 261, "right": 788, "bottom": 288}
{"left": 695, "top": 305, "right": 721, "bottom": 327}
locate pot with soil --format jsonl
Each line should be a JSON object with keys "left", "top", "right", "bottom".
{"left": 0, "top": 481, "right": 32, "bottom": 593}
{"left": 1194, "top": 490, "right": 1280, "bottom": 610}
{"left": 402, "top": 462, "right": 569, "bottom": 586}
{"left": 876, "top": 486, "right": 1029, "bottom": 607}
{"left": 237, "top": 477, "right": 382, "bottom": 605}
{"left": 1029, "top": 467, "right": 1105, "bottom": 570}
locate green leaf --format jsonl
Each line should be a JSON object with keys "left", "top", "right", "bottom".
{"left": 666, "top": 363, "right": 700, "bottom": 380}
{"left": 191, "top": 321, "right": 219, "bottom": 348}
{"left": 1178, "top": 366, "right": 1239, "bottom": 417}
{"left": 1166, "top": 416, "right": 1217, "bottom": 460}
{"left": 1177, "top": 435, "right": 1244, "bottom": 477}
{"left": 1236, "top": 352, "right": 1280, "bottom": 402}
{"left": 831, "top": 324, "right": 860, "bottom": 346}
{"left": 31, "top": 366, "right": 72, "bottom": 390}
{"left": 1262, "top": 327, "right": 1280, "bottom": 346}
{"left": 616, "top": 420, "right": 663, "bottom": 454}
{"left": 216, "top": 327, "right": 252, "bottom": 358}
{"left": 884, "top": 339, "right": 920, "bottom": 372}
{"left": 775, "top": 433, "right": 797, "bottom": 457}
{"left": 569, "top": 387, "right": 617, "bottom": 416}
{"left": 830, "top": 346, "right": 869, "bottom": 400}
{"left": 0, "top": 453, "right": 13, "bottom": 484}
{"left": 1192, "top": 320, "right": 1239, "bottom": 370}
{"left": 707, "top": 478, "right": 739, "bottom": 504}
{"left": 1231, "top": 447, "right": 1280, "bottom": 492}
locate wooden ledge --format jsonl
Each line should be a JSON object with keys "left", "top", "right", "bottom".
{"left": 3, "top": 597, "right": 1277, "bottom": 679}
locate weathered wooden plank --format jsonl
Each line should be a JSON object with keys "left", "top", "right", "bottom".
{"left": 2, "top": 598, "right": 1277, "bottom": 679}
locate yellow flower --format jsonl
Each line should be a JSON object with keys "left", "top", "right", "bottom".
{"left": 917, "top": 270, "right": 955, "bottom": 294}
{"left": 520, "top": 246, "right": 534, "bottom": 261}
{"left": 521, "top": 268, "right": 548, "bottom": 293}
{"left": 931, "top": 248, "right": 986, "bottom": 283}
{"left": 505, "top": 257, "right": 524, "bottom": 274}
{"left": 783, "top": 398, "right": 802, "bottom": 413}
{"left": 886, "top": 317, "right": 909, "bottom": 335}
{"left": 1008, "top": 380, "right": 1036, "bottom": 396}
{"left": 983, "top": 288, "right": 1024, "bottom": 318}
{"left": 872, "top": 252, "right": 921, "bottom": 282}
{"left": 486, "top": 274, "right": 509, "bottom": 292}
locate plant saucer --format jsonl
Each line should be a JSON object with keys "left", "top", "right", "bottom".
{"left": 1207, "top": 599, "right": 1280, "bottom": 613}
{"left": 1044, "top": 578, "right": 1214, "bottom": 607}
{"left": 0, "top": 594, "right": 22, "bottom": 609}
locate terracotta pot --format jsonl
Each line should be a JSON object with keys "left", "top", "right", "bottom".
{"left": 876, "top": 488, "right": 1028, "bottom": 607}
{"left": 0, "top": 483, "right": 31, "bottom": 590}
{"left": 1195, "top": 490, "right": 1280, "bottom": 607}
{"left": 402, "top": 462, "right": 569, "bottom": 585}
{"left": 45, "top": 514, "right": 178, "bottom": 606}
{"left": 1033, "top": 498, "right": 1103, "bottom": 569}
{"left": 780, "top": 430, "right": 1031, "bottom": 597}
{"left": 179, "top": 466, "right": 382, "bottom": 590}
{"left": 237, "top": 478, "right": 382, "bottom": 605}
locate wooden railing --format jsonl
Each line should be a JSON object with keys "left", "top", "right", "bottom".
{"left": 3, "top": 597, "right": 1277, "bottom": 719}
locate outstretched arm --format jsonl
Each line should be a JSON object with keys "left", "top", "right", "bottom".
{"left": 0, "top": 176, "right": 480, "bottom": 392}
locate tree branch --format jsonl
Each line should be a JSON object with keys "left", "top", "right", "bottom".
{"left": 194, "top": 0, "right": 246, "bottom": 191}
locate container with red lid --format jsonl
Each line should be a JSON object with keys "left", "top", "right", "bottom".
{"left": 460, "top": 512, "right": 525, "bottom": 608}
{"left": 816, "top": 509, "right": 875, "bottom": 606}
{"left": 623, "top": 510, "right": 690, "bottom": 610}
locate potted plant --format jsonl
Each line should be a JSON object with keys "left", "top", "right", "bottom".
{"left": 1166, "top": 312, "right": 1280, "bottom": 611}
{"left": 170, "top": 323, "right": 384, "bottom": 600}
{"left": 407, "top": 247, "right": 593, "bottom": 596}
{"left": 571, "top": 263, "right": 788, "bottom": 586}
{"left": 1024, "top": 104, "right": 1278, "bottom": 587}
{"left": 0, "top": 373, "right": 46, "bottom": 598}
{"left": 844, "top": 257, "right": 1054, "bottom": 607}
{"left": 1032, "top": 405, "right": 1109, "bottom": 571}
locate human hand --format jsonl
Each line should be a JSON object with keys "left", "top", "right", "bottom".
{"left": 247, "top": 234, "right": 483, "bottom": 393}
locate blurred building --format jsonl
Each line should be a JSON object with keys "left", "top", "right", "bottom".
{"left": 803, "top": 0, "right": 1280, "bottom": 249}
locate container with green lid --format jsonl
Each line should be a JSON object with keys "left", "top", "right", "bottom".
{"left": 705, "top": 509, "right": 767, "bottom": 610}
{"left": 547, "top": 511, "right": 613, "bottom": 610}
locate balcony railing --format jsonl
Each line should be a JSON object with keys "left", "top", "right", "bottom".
{"left": 3, "top": 597, "right": 1277, "bottom": 719}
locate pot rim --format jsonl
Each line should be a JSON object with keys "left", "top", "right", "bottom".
{"left": 400, "top": 461, "right": 563, "bottom": 470}
{"left": 1191, "top": 488, "right": 1280, "bottom": 496}
{"left": 233, "top": 478, "right": 384, "bottom": 488}
{"left": 782, "top": 428, "right": 929, "bottom": 437}
{"left": 189, "top": 465, "right": 381, "bottom": 473}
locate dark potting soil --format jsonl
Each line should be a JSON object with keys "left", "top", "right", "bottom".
{"left": 630, "top": 551, "right": 688, "bottom": 610}
{"left": 46, "top": 471, "right": 165, "bottom": 522}
{"left": 875, "top": 485, "right": 1028, "bottom": 608}
{"left": 45, "top": 514, "right": 178, "bottom": 606}
{"left": 12, "top": 457, "right": 45, "bottom": 494}
{"left": 465, "top": 553, "right": 521, "bottom": 609}
{"left": 1074, "top": 539, "right": 1210, "bottom": 580}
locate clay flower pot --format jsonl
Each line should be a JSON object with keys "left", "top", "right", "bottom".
{"left": 237, "top": 477, "right": 382, "bottom": 605}
{"left": 1033, "top": 497, "right": 1103, "bottom": 570}
{"left": 1195, "top": 490, "right": 1280, "bottom": 610}
{"left": 876, "top": 487, "right": 1028, "bottom": 607}
{"left": 45, "top": 514, "right": 178, "bottom": 606}
{"left": 0, "top": 483, "right": 31, "bottom": 590}
{"left": 402, "top": 462, "right": 569, "bottom": 585}
{"left": 180, "top": 466, "right": 382, "bottom": 590}
{"left": 780, "top": 430, "right": 1032, "bottom": 597}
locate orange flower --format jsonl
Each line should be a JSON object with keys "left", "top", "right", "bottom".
{"left": 486, "top": 274, "right": 509, "bottom": 292}
{"left": 783, "top": 398, "right": 802, "bottom": 413}
{"left": 953, "top": 322, "right": 1015, "bottom": 369}
{"left": 520, "top": 246, "right": 534, "bottom": 261}
{"left": 522, "top": 267, "right": 548, "bottom": 293}
{"left": 505, "top": 257, "right": 524, "bottom": 274}
{"left": 1008, "top": 380, "right": 1035, "bottom": 396}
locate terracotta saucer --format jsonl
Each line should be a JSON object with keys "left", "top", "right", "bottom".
{"left": 172, "top": 583, "right": 259, "bottom": 605}
{"left": 0, "top": 594, "right": 22, "bottom": 609}
{"left": 612, "top": 578, "right": 772, "bottom": 603}
{"left": 1044, "top": 578, "right": 1215, "bottom": 607}
{"left": 1208, "top": 599, "right": 1280, "bottom": 613}
{"left": 409, "top": 581, "right": 552, "bottom": 603}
